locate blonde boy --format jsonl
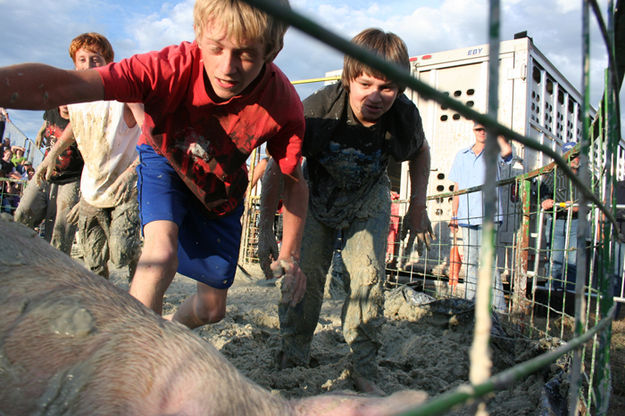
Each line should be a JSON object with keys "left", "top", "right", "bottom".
{"left": 0, "top": 1, "right": 308, "bottom": 327}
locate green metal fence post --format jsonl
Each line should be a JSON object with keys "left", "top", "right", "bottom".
{"left": 512, "top": 178, "right": 532, "bottom": 316}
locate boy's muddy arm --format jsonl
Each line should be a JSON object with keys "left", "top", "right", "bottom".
{"left": 402, "top": 140, "right": 433, "bottom": 253}
{"left": 258, "top": 157, "right": 283, "bottom": 279}
{"left": 0, "top": 64, "right": 104, "bottom": 109}
{"left": 34, "top": 120, "right": 47, "bottom": 148}
{"left": 279, "top": 163, "right": 307, "bottom": 261}
{"left": 35, "top": 123, "right": 75, "bottom": 185}
{"left": 273, "top": 164, "right": 308, "bottom": 306}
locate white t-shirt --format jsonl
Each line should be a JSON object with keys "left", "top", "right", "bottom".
{"left": 68, "top": 101, "right": 140, "bottom": 208}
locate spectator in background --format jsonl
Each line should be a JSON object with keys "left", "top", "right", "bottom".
{"left": 449, "top": 121, "right": 513, "bottom": 312}
{"left": 1, "top": 146, "right": 21, "bottom": 213}
{"left": 0, "top": 138, "right": 10, "bottom": 155}
{"left": 0, "top": 147, "right": 13, "bottom": 178}
{"left": 11, "top": 146, "right": 26, "bottom": 167}
{"left": 14, "top": 105, "right": 83, "bottom": 255}
{"left": 23, "top": 162, "right": 35, "bottom": 181}
{"left": 0, "top": 108, "right": 7, "bottom": 142}
{"left": 539, "top": 142, "right": 580, "bottom": 292}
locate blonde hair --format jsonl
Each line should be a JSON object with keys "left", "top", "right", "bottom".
{"left": 193, "top": 0, "right": 290, "bottom": 62}
{"left": 69, "top": 32, "right": 114, "bottom": 64}
{"left": 341, "top": 28, "right": 410, "bottom": 93}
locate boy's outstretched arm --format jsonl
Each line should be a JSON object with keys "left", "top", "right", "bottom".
{"left": 272, "top": 164, "right": 308, "bottom": 306}
{"left": 279, "top": 164, "right": 308, "bottom": 263}
{"left": 0, "top": 64, "right": 104, "bottom": 109}
{"left": 402, "top": 140, "right": 434, "bottom": 254}
{"left": 258, "top": 157, "right": 283, "bottom": 279}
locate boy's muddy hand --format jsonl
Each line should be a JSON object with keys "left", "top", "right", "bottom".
{"left": 401, "top": 205, "right": 434, "bottom": 255}
{"left": 257, "top": 221, "right": 279, "bottom": 279}
{"left": 34, "top": 157, "right": 54, "bottom": 186}
{"left": 271, "top": 258, "right": 306, "bottom": 307}
{"left": 110, "top": 168, "right": 138, "bottom": 205}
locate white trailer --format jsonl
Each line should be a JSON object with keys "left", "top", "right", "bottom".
{"left": 399, "top": 35, "right": 592, "bottom": 220}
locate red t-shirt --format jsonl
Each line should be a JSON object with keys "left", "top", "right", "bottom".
{"left": 96, "top": 41, "right": 304, "bottom": 217}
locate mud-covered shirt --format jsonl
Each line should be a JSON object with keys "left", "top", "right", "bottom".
{"left": 42, "top": 108, "right": 83, "bottom": 185}
{"left": 303, "top": 83, "right": 425, "bottom": 228}
{"left": 96, "top": 41, "right": 304, "bottom": 217}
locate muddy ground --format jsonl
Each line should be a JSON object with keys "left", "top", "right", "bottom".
{"left": 106, "top": 263, "right": 625, "bottom": 415}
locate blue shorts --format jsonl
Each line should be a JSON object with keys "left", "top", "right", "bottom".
{"left": 136, "top": 144, "right": 243, "bottom": 289}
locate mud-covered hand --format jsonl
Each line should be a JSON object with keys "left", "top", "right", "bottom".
{"left": 271, "top": 258, "right": 306, "bottom": 307}
{"left": 401, "top": 204, "right": 434, "bottom": 255}
{"left": 257, "top": 220, "right": 279, "bottom": 279}
{"left": 34, "top": 156, "right": 56, "bottom": 186}
{"left": 110, "top": 167, "right": 138, "bottom": 205}
{"left": 66, "top": 201, "right": 81, "bottom": 226}
{"left": 35, "top": 131, "right": 44, "bottom": 149}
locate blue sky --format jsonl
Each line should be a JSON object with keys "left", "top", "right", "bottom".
{"left": 0, "top": 0, "right": 615, "bottom": 140}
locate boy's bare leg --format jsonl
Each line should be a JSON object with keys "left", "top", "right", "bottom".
{"left": 130, "top": 220, "right": 179, "bottom": 314}
{"left": 173, "top": 283, "right": 228, "bottom": 329}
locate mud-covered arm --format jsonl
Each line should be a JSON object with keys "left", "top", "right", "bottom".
{"left": 402, "top": 140, "right": 433, "bottom": 253}
{"left": 279, "top": 164, "right": 308, "bottom": 263}
{"left": 34, "top": 120, "right": 47, "bottom": 149}
{"left": 257, "top": 157, "right": 283, "bottom": 278}
{"left": 35, "top": 123, "right": 75, "bottom": 185}
{"left": 0, "top": 64, "right": 104, "bottom": 109}
{"left": 273, "top": 164, "right": 308, "bottom": 306}
{"left": 250, "top": 157, "right": 269, "bottom": 191}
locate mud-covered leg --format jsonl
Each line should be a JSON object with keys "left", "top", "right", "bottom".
{"left": 279, "top": 212, "right": 335, "bottom": 368}
{"left": 341, "top": 208, "right": 389, "bottom": 394}
{"left": 78, "top": 202, "right": 110, "bottom": 278}
{"left": 108, "top": 198, "right": 142, "bottom": 280}
{"left": 13, "top": 178, "right": 48, "bottom": 232}
{"left": 49, "top": 181, "right": 80, "bottom": 255}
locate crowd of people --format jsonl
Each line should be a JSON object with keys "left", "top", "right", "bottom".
{"left": 0, "top": 133, "right": 35, "bottom": 214}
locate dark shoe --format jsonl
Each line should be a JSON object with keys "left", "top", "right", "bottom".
{"left": 276, "top": 350, "right": 298, "bottom": 370}
{"left": 352, "top": 375, "right": 385, "bottom": 396}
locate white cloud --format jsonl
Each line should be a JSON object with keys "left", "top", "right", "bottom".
{"left": 127, "top": 0, "right": 195, "bottom": 54}
{"left": 554, "top": 0, "right": 580, "bottom": 14}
